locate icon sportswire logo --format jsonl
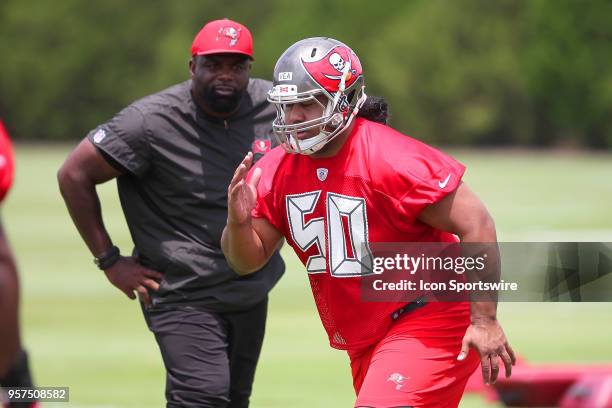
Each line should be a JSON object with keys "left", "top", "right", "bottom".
{"left": 438, "top": 173, "right": 451, "bottom": 189}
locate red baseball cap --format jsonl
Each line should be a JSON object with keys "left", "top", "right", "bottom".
{"left": 191, "top": 19, "right": 254, "bottom": 60}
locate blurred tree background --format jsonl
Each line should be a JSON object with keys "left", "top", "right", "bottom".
{"left": 0, "top": 0, "right": 610, "bottom": 147}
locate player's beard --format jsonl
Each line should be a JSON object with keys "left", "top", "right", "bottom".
{"left": 202, "top": 85, "right": 244, "bottom": 115}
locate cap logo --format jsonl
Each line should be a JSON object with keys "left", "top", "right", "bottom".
{"left": 217, "top": 26, "right": 241, "bottom": 47}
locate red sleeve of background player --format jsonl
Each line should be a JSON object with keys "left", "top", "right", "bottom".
{"left": 248, "top": 146, "right": 286, "bottom": 232}
{"left": 0, "top": 120, "right": 15, "bottom": 203}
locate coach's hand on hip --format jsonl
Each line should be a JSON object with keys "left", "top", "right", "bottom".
{"left": 103, "top": 256, "right": 163, "bottom": 305}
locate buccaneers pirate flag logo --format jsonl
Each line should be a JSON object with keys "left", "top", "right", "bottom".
{"left": 301, "top": 46, "right": 362, "bottom": 94}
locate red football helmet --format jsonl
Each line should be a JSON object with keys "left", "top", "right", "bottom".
{"left": 0, "top": 120, "right": 15, "bottom": 202}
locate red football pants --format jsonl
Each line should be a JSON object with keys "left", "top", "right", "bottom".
{"left": 348, "top": 302, "right": 480, "bottom": 408}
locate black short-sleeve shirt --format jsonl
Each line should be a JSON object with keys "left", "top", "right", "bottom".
{"left": 87, "top": 79, "right": 284, "bottom": 311}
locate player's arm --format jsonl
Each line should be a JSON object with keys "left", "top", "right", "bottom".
{"left": 418, "top": 181, "right": 516, "bottom": 384}
{"left": 57, "top": 139, "right": 163, "bottom": 303}
{"left": 0, "top": 220, "right": 20, "bottom": 377}
{"left": 221, "top": 152, "right": 283, "bottom": 275}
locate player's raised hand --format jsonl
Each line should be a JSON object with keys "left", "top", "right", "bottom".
{"left": 103, "top": 256, "right": 164, "bottom": 305}
{"left": 457, "top": 319, "right": 516, "bottom": 385}
{"left": 227, "top": 152, "right": 262, "bottom": 225}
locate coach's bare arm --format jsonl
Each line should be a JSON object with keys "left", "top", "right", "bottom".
{"left": 57, "top": 139, "right": 162, "bottom": 304}
{"left": 418, "top": 182, "right": 516, "bottom": 385}
{"left": 222, "top": 152, "right": 282, "bottom": 275}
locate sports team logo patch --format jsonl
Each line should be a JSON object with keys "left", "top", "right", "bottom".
{"left": 93, "top": 128, "right": 106, "bottom": 143}
{"left": 301, "top": 46, "right": 362, "bottom": 93}
{"left": 316, "top": 168, "right": 328, "bottom": 181}
{"left": 252, "top": 139, "right": 271, "bottom": 155}
{"left": 387, "top": 373, "right": 409, "bottom": 390}
{"left": 217, "top": 26, "right": 241, "bottom": 47}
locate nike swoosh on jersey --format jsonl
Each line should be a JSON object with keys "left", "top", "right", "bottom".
{"left": 438, "top": 173, "right": 451, "bottom": 189}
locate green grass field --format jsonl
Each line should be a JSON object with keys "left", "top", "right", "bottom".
{"left": 3, "top": 145, "right": 612, "bottom": 407}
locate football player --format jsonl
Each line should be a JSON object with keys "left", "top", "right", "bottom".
{"left": 0, "top": 120, "right": 38, "bottom": 408}
{"left": 222, "top": 38, "right": 515, "bottom": 407}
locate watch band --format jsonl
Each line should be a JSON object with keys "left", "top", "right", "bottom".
{"left": 94, "top": 245, "right": 120, "bottom": 270}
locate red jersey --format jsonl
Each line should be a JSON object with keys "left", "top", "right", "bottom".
{"left": 252, "top": 118, "right": 465, "bottom": 349}
{"left": 0, "top": 120, "right": 15, "bottom": 202}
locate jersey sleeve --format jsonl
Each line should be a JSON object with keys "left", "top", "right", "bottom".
{"left": 87, "top": 105, "right": 151, "bottom": 176}
{"left": 0, "top": 120, "right": 15, "bottom": 203}
{"left": 249, "top": 147, "right": 284, "bottom": 232}
{"left": 395, "top": 142, "right": 466, "bottom": 220}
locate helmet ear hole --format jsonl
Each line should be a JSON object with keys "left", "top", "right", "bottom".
{"left": 311, "top": 48, "right": 317, "bottom": 58}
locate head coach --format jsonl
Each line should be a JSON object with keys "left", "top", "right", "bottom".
{"left": 58, "top": 19, "right": 285, "bottom": 408}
